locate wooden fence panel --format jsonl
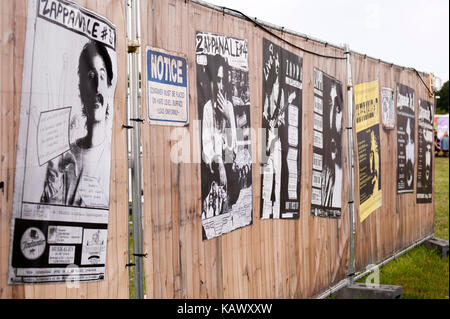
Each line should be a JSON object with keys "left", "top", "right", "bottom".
{"left": 140, "top": 0, "right": 352, "bottom": 299}
{"left": 351, "top": 54, "right": 435, "bottom": 272}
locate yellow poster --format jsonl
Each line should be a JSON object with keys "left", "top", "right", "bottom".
{"left": 354, "top": 80, "right": 382, "bottom": 222}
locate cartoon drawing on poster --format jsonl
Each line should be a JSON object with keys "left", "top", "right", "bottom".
{"left": 381, "top": 87, "right": 395, "bottom": 129}
{"left": 417, "top": 99, "right": 433, "bottom": 203}
{"left": 354, "top": 80, "right": 382, "bottom": 222}
{"left": 396, "top": 83, "right": 415, "bottom": 194}
{"left": 310, "top": 68, "right": 343, "bottom": 218}
{"left": 196, "top": 31, "right": 253, "bottom": 240}
{"left": 9, "top": 0, "right": 117, "bottom": 284}
{"left": 260, "top": 38, "right": 302, "bottom": 219}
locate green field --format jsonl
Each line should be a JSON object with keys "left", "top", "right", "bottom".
{"left": 355, "top": 156, "right": 449, "bottom": 299}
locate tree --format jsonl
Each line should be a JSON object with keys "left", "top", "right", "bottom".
{"left": 435, "top": 80, "right": 449, "bottom": 114}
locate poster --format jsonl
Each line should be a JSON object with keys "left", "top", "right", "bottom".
{"left": 260, "top": 39, "right": 302, "bottom": 219}
{"left": 9, "top": 0, "right": 117, "bottom": 284}
{"left": 310, "top": 68, "right": 344, "bottom": 218}
{"left": 434, "top": 114, "right": 449, "bottom": 139}
{"left": 354, "top": 80, "right": 382, "bottom": 222}
{"left": 146, "top": 47, "right": 189, "bottom": 126}
{"left": 417, "top": 99, "right": 433, "bottom": 203}
{"left": 381, "top": 87, "right": 395, "bottom": 129}
{"left": 396, "top": 83, "right": 415, "bottom": 194}
{"left": 196, "top": 32, "right": 253, "bottom": 240}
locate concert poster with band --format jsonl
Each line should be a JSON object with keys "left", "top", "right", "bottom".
{"left": 416, "top": 98, "right": 433, "bottom": 203}
{"left": 396, "top": 83, "right": 415, "bottom": 194}
{"left": 8, "top": 0, "right": 117, "bottom": 284}
{"left": 260, "top": 38, "right": 302, "bottom": 219}
{"left": 196, "top": 31, "right": 253, "bottom": 240}
{"left": 310, "top": 68, "right": 344, "bottom": 219}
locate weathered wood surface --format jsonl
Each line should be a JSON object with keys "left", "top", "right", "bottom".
{"left": 140, "top": 0, "right": 433, "bottom": 299}
{"left": 0, "top": 0, "right": 434, "bottom": 299}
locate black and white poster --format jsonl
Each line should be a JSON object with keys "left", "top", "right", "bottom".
{"left": 381, "top": 87, "right": 395, "bottom": 129}
{"left": 310, "top": 69, "right": 344, "bottom": 218}
{"left": 9, "top": 0, "right": 117, "bottom": 284}
{"left": 396, "top": 83, "right": 415, "bottom": 194}
{"left": 417, "top": 99, "right": 433, "bottom": 203}
{"left": 196, "top": 32, "right": 253, "bottom": 240}
{"left": 260, "top": 39, "right": 302, "bottom": 219}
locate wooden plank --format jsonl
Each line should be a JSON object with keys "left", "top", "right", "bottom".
{"left": 136, "top": 0, "right": 434, "bottom": 299}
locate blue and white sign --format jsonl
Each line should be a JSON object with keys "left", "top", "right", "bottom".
{"left": 147, "top": 47, "right": 189, "bottom": 125}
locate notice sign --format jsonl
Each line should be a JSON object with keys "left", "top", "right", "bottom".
{"left": 147, "top": 47, "right": 188, "bottom": 126}
{"left": 354, "top": 80, "right": 382, "bottom": 222}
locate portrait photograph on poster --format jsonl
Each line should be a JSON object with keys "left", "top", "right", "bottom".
{"left": 260, "top": 38, "right": 302, "bottom": 220}
{"left": 310, "top": 68, "right": 344, "bottom": 219}
{"left": 396, "top": 83, "right": 415, "bottom": 194}
{"left": 9, "top": 0, "right": 117, "bottom": 284}
{"left": 417, "top": 99, "right": 434, "bottom": 203}
{"left": 196, "top": 31, "right": 253, "bottom": 240}
{"left": 146, "top": 46, "right": 189, "bottom": 126}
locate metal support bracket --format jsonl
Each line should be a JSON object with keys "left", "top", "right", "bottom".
{"left": 127, "top": 40, "right": 140, "bottom": 53}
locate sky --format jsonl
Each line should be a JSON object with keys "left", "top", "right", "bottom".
{"left": 204, "top": 0, "right": 449, "bottom": 86}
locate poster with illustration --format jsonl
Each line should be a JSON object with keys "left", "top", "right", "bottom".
{"left": 310, "top": 68, "right": 343, "bottom": 218}
{"left": 9, "top": 0, "right": 117, "bottom": 284}
{"left": 260, "top": 38, "right": 302, "bottom": 219}
{"left": 417, "top": 99, "right": 433, "bottom": 203}
{"left": 396, "top": 83, "right": 415, "bottom": 194}
{"left": 196, "top": 32, "right": 253, "bottom": 240}
{"left": 354, "top": 80, "right": 382, "bottom": 222}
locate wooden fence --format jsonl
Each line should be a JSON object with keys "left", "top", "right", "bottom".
{"left": 0, "top": 0, "right": 434, "bottom": 299}
{"left": 351, "top": 55, "right": 434, "bottom": 272}
{"left": 139, "top": 0, "right": 433, "bottom": 298}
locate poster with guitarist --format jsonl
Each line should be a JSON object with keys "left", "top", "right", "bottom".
{"left": 261, "top": 39, "right": 303, "bottom": 219}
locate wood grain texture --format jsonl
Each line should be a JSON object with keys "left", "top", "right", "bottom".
{"left": 351, "top": 55, "right": 434, "bottom": 273}
{"left": 140, "top": 0, "right": 355, "bottom": 299}
{"left": 0, "top": 0, "right": 128, "bottom": 299}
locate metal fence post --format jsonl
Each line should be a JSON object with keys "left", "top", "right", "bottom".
{"left": 126, "top": 0, "right": 145, "bottom": 299}
{"left": 344, "top": 44, "right": 356, "bottom": 282}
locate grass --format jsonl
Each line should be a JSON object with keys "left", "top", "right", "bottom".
{"left": 434, "top": 156, "right": 449, "bottom": 240}
{"left": 129, "top": 158, "right": 449, "bottom": 299}
{"left": 353, "top": 155, "right": 449, "bottom": 299}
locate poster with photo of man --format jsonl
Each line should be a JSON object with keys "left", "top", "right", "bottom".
{"left": 310, "top": 69, "right": 344, "bottom": 218}
{"left": 9, "top": 0, "right": 117, "bottom": 284}
{"left": 260, "top": 39, "right": 302, "bottom": 220}
{"left": 396, "top": 83, "right": 415, "bottom": 194}
{"left": 417, "top": 99, "right": 433, "bottom": 203}
{"left": 196, "top": 31, "right": 253, "bottom": 240}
